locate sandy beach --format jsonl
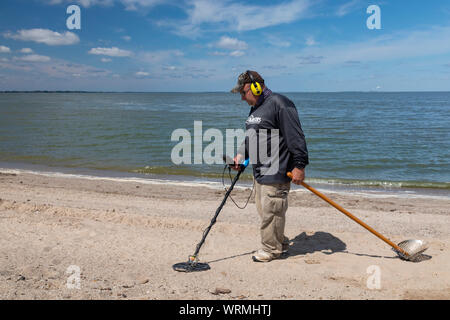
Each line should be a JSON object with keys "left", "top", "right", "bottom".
{"left": 0, "top": 169, "right": 449, "bottom": 300}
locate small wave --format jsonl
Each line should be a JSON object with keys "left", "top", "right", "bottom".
{"left": 0, "top": 167, "right": 252, "bottom": 191}
{"left": 132, "top": 165, "right": 254, "bottom": 180}
{"left": 306, "top": 177, "right": 450, "bottom": 190}
{"left": 134, "top": 166, "right": 450, "bottom": 190}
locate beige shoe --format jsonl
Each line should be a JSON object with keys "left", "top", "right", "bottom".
{"left": 252, "top": 249, "right": 279, "bottom": 262}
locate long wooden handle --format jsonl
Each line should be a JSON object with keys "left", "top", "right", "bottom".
{"left": 287, "top": 172, "right": 408, "bottom": 256}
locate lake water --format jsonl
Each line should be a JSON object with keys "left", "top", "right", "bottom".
{"left": 0, "top": 92, "right": 449, "bottom": 194}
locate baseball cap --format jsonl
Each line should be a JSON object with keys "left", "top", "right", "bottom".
{"left": 230, "top": 70, "right": 264, "bottom": 93}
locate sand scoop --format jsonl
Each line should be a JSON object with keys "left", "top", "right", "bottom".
{"left": 287, "top": 173, "right": 429, "bottom": 262}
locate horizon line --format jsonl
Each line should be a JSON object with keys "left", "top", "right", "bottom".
{"left": 2, "top": 90, "right": 450, "bottom": 94}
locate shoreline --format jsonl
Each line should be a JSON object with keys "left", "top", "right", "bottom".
{"left": 0, "top": 168, "right": 449, "bottom": 299}
{"left": 0, "top": 161, "right": 449, "bottom": 201}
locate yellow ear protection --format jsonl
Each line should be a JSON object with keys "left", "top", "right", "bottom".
{"left": 246, "top": 70, "right": 262, "bottom": 96}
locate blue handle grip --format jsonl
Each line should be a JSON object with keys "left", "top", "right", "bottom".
{"left": 242, "top": 158, "right": 250, "bottom": 168}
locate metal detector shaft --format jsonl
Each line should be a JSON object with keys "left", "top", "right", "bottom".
{"left": 192, "top": 159, "right": 249, "bottom": 258}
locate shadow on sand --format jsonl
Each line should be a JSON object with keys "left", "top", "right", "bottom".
{"left": 285, "top": 231, "right": 432, "bottom": 261}
{"left": 284, "top": 231, "right": 347, "bottom": 257}
{"left": 207, "top": 231, "right": 347, "bottom": 264}
{"left": 206, "top": 231, "right": 430, "bottom": 265}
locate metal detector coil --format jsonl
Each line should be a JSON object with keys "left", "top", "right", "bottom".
{"left": 172, "top": 260, "right": 211, "bottom": 273}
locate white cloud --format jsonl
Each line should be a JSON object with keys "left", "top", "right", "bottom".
{"left": 298, "top": 55, "right": 324, "bottom": 64}
{"left": 0, "top": 61, "right": 33, "bottom": 72}
{"left": 101, "top": 58, "right": 112, "bottom": 62}
{"left": 40, "top": 60, "right": 111, "bottom": 78}
{"left": 122, "top": 35, "right": 132, "bottom": 41}
{"left": 209, "top": 36, "right": 247, "bottom": 57}
{"left": 1, "top": 55, "right": 112, "bottom": 81}
{"left": 209, "top": 51, "right": 227, "bottom": 56}
{"left": 121, "top": 0, "right": 165, "bottom": 11}
{"left": 88, "top": 47, "right": 132, "bottom": 57}
{"left": 229, "top": 50, "right": 245, "bottom": 57}
{"left": 248, "top": 25, "right": 450, "bottom": 75}
{"left": 44, "top": 0, "right": 114, "bottom": 7}
{"left": 20, "top": 48, "right": 33, "bottom": 53}
{"left": 336, "top": 0, "right": 362, "bottom": 17}
{"left": 44, "top": 0, "right": 164, "bottom": 10}
{"left": 135, "top": 71, "right": 150, "bottom": 76}
{"left": 215, "top": 36, "right": 248, "bottom": 50}
{"left": 45, "top": 0, "right": 310, "bottom": 39}
{"left": 5, "top": 29, "right": 80, "bottom": 46}
{"left": 305, "top": 36, "right": 317, "bottom": 46}
{"left": 138, "top": 49, "right": 184, "bottom": 64}
{"left": 266, "top": 35, "right": 291, "bottom": 48}
{"left": 0, "top": 46, "right": 11, "bottom": 53}
{"left": 14, "top": 54, "right": 51, "bottom": 62}
{"left": 209, "top": 50, "right": 244, "bottom": 57}
{"left": 311, "top": 26, "right": 450, "bottom": 65}
{"left": 171, "top": 0, "right": 311, "bottom": 37}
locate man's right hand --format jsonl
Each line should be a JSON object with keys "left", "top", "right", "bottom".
{"left": 290, "top": 167, "right": 305, "bottom": 185}
{"left": 232, "top": 154, "right": 244, "bottom": 171}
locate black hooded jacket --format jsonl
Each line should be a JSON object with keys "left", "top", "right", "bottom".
{"left": 238, "top": 89, "right": 309, "bottom": 184}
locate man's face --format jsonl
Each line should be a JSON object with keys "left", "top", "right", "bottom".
{"left": 240, "top": 83, "right": 258, "bottom": 106}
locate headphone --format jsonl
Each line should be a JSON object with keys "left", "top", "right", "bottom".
{"left": 246, "top": 70, "right": 262, "bottom": 96}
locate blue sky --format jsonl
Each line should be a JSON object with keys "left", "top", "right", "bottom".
{"left": 0, "top": 0, "right": 450, "bottom": 91}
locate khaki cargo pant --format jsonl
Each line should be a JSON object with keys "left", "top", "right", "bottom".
{"left": 254, "top": 180, "right": 291, "bottom": 257}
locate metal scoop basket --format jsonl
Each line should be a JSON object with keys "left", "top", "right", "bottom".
{"left": 394, "top": 239, "right": 429, "bottom": 262}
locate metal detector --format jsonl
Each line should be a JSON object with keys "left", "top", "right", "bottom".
{"left": 173, "top": 157, "right": 250, "bottom": 272}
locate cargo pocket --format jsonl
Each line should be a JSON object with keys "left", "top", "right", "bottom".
{"left": 264, "top": 185, "right": 289, "bottom": 216}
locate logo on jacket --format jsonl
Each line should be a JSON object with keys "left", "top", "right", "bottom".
{"left": 246, "top": 114, "right": 262, "bottom": 125}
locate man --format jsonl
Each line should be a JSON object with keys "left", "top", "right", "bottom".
{"left": 231, "top": 70, "right": 309, "bottom": 262}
